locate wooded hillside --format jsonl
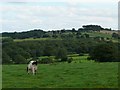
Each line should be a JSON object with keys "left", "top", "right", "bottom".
{"left": 2, "top": 25, "right": 120, "bottom": 64}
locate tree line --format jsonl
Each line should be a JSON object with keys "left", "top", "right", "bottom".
{"left": 2, "top": 25, "right": 113, "bottom": 39}
{"left": 2, "top": 37, "right": 120, "bottom": 64}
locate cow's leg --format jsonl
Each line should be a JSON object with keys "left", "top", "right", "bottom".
{"left": 34, "top": 66, "right": 37, "bottom": 75}
{"left": 32, "top": 67, "right": 35, "bottom": 75}
{"left": 27, "top": 67, "right": 30, "bottom": 74}
{"left": 35, "top": 69, "right": 37, "bottom": 74}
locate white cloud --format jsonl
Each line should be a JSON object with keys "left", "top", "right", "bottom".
{"left": 0, "top": 1, "right": 118, "bottom": 32}
{"left": 0, "top": 0, "right": 119, "bottom": 2}
{"left": 66, "top": 0, "right": 119, "bottom": 3}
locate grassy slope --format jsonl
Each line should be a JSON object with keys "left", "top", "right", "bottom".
{"left": 13, "top": 31, "right": 119, "bottom": 42}
{"left": 14, "top": 38, "right": 62, "bottom": 42}
{"left": 86, "top": 32, "right": 112, "bottom": 38}
{"left": 2, "top": 62, "right": 118, "bottom": 88}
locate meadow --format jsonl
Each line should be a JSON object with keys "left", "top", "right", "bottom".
{"left": 13, "top": 38, "right": 62, "bottom": 42}
{"left": 12, "top": 31, "right": 118, "bottom": 43}
{"left": 2, "top": 55, "right": 119, "bottom": 88}
{"left": 86, "top": 32, "right": 112, "bottom": 38}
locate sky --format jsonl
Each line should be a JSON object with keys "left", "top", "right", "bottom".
{"left": 0, "top": 0, "right": 119, "bottom": 33}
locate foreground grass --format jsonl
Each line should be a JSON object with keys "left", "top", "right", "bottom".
{"left": 2, "top": 62, "right": 118, "bottom": 88}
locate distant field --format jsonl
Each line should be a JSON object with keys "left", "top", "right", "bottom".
{"left": 2, "top": 57, "right": 118, "bottom": 88}
{"left": 85, "top": 32, "right": 112, "bottom": 38}
{"left": 13, "top": 31, "right": 116, "bottom": 42}
{"left": 14, "top": 38, "right": 62, "bottom": 42}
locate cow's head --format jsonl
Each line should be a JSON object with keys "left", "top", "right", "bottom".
{"left": 32, "top": 61, "right": 37, "bottom": 65}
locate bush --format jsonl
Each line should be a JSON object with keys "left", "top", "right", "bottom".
{"left": 89, "top": 42, "right": 119, "bottom": 62}
{"left": 87, "top": 56, "right": 92, "bottom": 60}
{"left": 79, "top": 53, "right": 84, "bottom": 56}
{"left": 13, "top": 54, "right": 27, "bottom": 64}
{"left": 40, "top": 57, "right": 53, "bottom": 64}
{"left": 67, "top": 57, "right": 73, "bottom": 63}
{"left": 61, "top": 57, "right": 68, "bottom": 62}
{"left": 55, "top": 47, "right": 68, "bottom": 62}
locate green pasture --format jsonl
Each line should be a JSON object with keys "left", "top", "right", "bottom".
{"left": 2, "top": 58, "right": 118, "bottom": 88}
{"left": 12, "top": 31, "right": 119, "bottom": 43}
{"left": 85, "top": 32, "right": 112, "bottom": 38}
{"left": 14, "top": 38, "right": 62, "bottom": 42}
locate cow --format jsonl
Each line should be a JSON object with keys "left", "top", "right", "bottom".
{"left": 27, "top": 60, "right": 38, "bottom": 75}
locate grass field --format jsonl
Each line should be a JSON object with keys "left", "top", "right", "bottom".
{"left": 2, "top": 61, "right": 118, "bottom": 88}
{"left": 85, "top": 32, "right": 112, "bottom": 38}
{"left": 14, "top": 38, "right": 62, "bottom": 42}
{"left": 13, "top": 31, "right": 118, "bottom": 43}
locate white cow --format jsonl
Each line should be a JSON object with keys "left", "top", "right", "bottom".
{"left": 27, "top": 60, "right": 38, "bottom": 75}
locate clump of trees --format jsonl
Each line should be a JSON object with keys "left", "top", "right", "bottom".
{"left": 55, "top": 47, "right": 68, "bottom": 62}
{"left": 2, "top": 29, "right": 45, "bottom": 39}
{"left": 89, "top": 42, "right": 120, "bottom": 62}
{"left": 82, "top": 25, "right": 103, "bottom": 31}
{"left": 3, "top": 36, "right": 119, "bottom": 64}
{"left": 40, "top": 57, "right": 53, "bottom": 64}
{"left": 112, "top": 33, "right": 120, "bottom": 39}
{"left": 2, "top": 37, "right": 97, "bottom": 64}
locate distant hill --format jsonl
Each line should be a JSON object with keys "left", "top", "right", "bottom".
{"left": 100, "top": 30, "right": 118, "bottom": 34}
{"left": 2, "top": 25, "right": 120, "bottom": 64}
{"left": 2, "top": 25, "right": 118, "bottom": 39}
{"left": 2, "top": 29, "right": 45, "bottom": 39}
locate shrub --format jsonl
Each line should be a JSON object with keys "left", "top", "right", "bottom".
{"left": 67, "top": 57, "right": 73, "bottom": 63}
{"left": 61, "top": 57, "right": 68, "bottom": 62}
{"left": 87, "top": 56, "right": 92, "bottom": 60}
{"left": 55, "top": 47, "right": 68, "bottom": 62}
{"left": 79, "top": 53, "right": 84, "bottom": 56}
{"left": 40, "top": 57, "right": 53, "bottom": 64}
{"left": 89, "top": 42, "right": 119, "bottom": 62}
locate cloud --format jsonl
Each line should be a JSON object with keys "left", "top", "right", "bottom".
{"left": 0, "top": 1, "right": 118, "bottom": 32}
{"left": 0, "top": 0, "right": 119, "bottom": 2}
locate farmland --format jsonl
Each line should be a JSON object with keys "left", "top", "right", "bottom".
{"left": 14, "top": 38, "right": 62, "bottom": 42}
{"left": 2, "top": 25, "right": 120, "bottom": 88}
{"left": 2, "top": 55, "right": 118, "bottom": 88}
{"left": 12, "top": 31, "right": 116, "bottom": 42}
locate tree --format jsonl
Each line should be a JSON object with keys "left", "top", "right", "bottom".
{"left": 72, "top": 28, "right": 76, "bottom": 32}
{"left": 84, "top": 33, "right": 89, "bottom": 38}
{"left": 82, "top": 25, "right": 103, "bottom": 31}
{"left": 40, "top": 57, "right": 53, "bottom": 64}
{"left": 42, "top": 34, "right": 51, "bottom": 38}
{"left": 112, "top": 33, "right": 120, "bottom": 39}
{"left": 78, "top": 28, "right": 84, "bottom": 32}
{"left": 89, "top": 43, "right": 118, "bottom": 62}
{"left": 13, "top": 54, "right": 26, "bottom": 64}
{"left": 43, "top": 46, "right": 55, "bottom": 56}
{"left": 61, "top": 29, "right": 66, "bottom": 33}
{"left": 2, "top": 37, "right": 13, "bottom": 43}
{"left": 67, "top": 57, "right": 73, "bottom": 63}
{"left": 52, "top": 34, "right": 58, "bottom": 38}
{"left": 2, "top": 29, "right": 45, "bottom": 39}
{"left": 55, "top": 48, "right": 68, "bottom": 62}
{"left": 2, "top": 51, "right": 12, "bottom": 64}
